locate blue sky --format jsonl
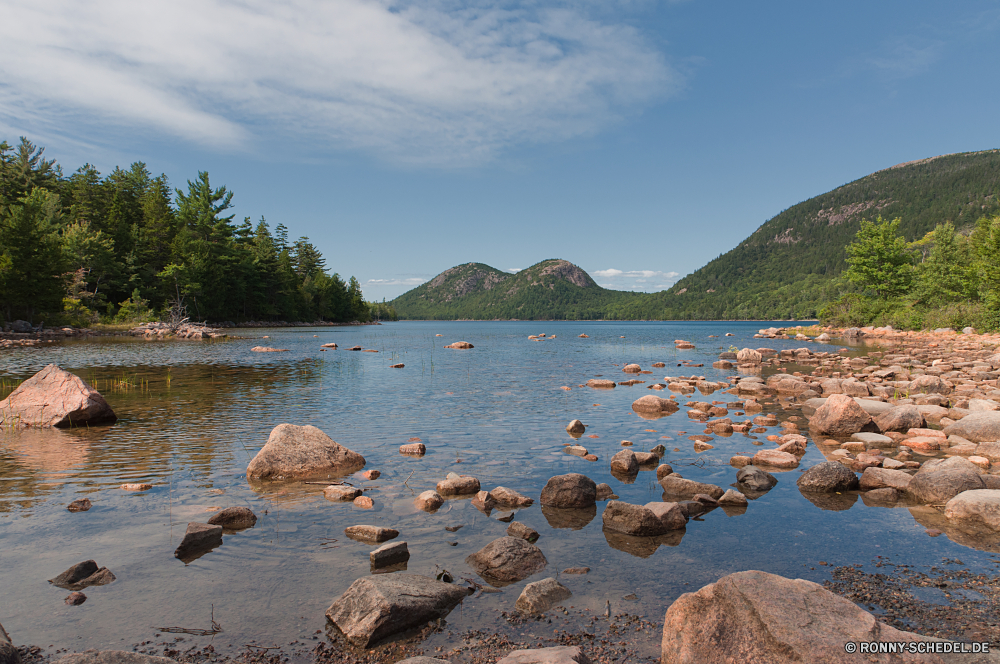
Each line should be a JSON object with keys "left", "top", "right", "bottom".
{"left": 2, "top": 0, "right": 998, "bottom": 299}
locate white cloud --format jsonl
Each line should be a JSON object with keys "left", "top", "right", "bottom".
{"left": 593, "top": 268, "right": 680, "bottom": 292}
{"left": 365, "top": 277, "right": 426, "bottom": 286}
{"left": 0, "top": 0, "right": 675, "bottom": 165}
{"left": 506, "top": 268, "right": 522, "bottom": 273}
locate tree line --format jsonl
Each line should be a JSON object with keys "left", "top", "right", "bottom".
{"left": 0, "top": 137, "right": 395, "bottom": 326}
{"left": 819, "top": 214, "right": 1000, "bottom": 331}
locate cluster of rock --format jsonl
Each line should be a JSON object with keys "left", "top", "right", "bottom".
{"left": 129, "top": 321, "right": 226, "bottom": 339}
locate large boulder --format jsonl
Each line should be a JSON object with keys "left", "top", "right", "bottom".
{"left": 945, "top": 490, "right": 1000, "bottom": 532}
{"left": 736, "top": 348, "right": 762, "bottom": 365}
{"left": 659, "top": 475, "right": 725, "bottom": 500}
{"left": 631, "top": 395, "right": 679, "bottom": 414}
{"left": 465, "top": 537, "right": 547, "bottom": 586}
{"left": 808, "top": 393, "right": 873, "bottom": 436}
{"left": 610, "top": 450, "right": 638, "bottom": 474}
{"left": 0, "top": 621, "right": 19, "bottom": 664}
{"left": 751, "top": 449, "right": 799, "bottom": 469}
{"left": 602, "top": 501, "right": 670, "bottom": 536}
{"left": 0, "top": 364, "right": 117, "bottom": 428}
{"left": 496, "top": 646, "right": 593, "bottom": 664}
{"left": 326, "top": 574, "right": 469, "bottom": 647}
{"left": 944, "top": 412, "right": 1000, "bottom": 443}
{"left": 873, "top": 405, "right": 925, "bottom": 433}
{"left": 859, "top": 467, "right": 912, "bottom": 492}
{"left": 660, "top": 570, "right": 972, "bottom": 664}
{"left": 540, "top": 474, "right": 597, "bottom": 508}
{"left": 736, "top": 466, "right": 778, "bottom": 492}
{"left": 797, "top": 462, "right": 859, "bottom": 492}
{"left": 907, "top": 457, "right": 985, "bottom": 504}
{"left": 246, "top": 424, "right": 365, "bottom": 480}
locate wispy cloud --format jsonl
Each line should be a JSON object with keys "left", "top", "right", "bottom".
{"left": 593, "top": 268, "right": 679, "bottom": 291}
{"left": 866, "top": 37, "right": 943, "bottom": 79}
{"left": 0, "top": 0, "right": 676, "bottom": 166}
{"left": 365, "top": 277, "right": 426, "bottom": 287}
{"left": 506, "top": 268, "right": 522, "bottom": 273}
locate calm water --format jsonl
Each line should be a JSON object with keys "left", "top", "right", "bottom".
{"left": 0, "top": 321, "right": 993, "bottom": 657}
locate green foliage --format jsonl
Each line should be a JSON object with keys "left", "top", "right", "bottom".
{"left": 912, "top": 222, "right": 977, "bottom": 305}
{"left": 114, "top": 289, "right": 155, "bottom": 324}
{"left": 0, "top": 188, "right": 67, "bottom": 321}
{"left": 844, "top": 217, "right": 914, "bottom": 298}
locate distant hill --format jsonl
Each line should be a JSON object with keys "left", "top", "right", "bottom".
{"left": 392, "top": 150, "right": 1000, "bottom": 320}
{"left": 391, "top": 259, "right": 642, "bottom": 320}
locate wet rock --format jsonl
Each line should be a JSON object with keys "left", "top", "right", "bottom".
{"left": 603, "top": 528, "right": 684, "bottom": 558}
{"left": 565, "top": 445, "right": 588, "bottom": 457}
{"left": 736, "top": 348, "right": 762, "bottom": 365}
{"left": 808, "top": 393, "right": 874, "bottom": 436}
{"left": 634, "top": 451, "right": 659, "bottom": 465}
{"left": 718, "top": 489, "right": 748, "bottom": 506}
{"left": 907, "top": 456, "right": 986, "bottom": 504}
{"left": 361, "top": 469, "right": 381, "bottom": 480}
{"left": 444, "top": 341, "right": 474, "bottom": 349}
{"left": 631, "top": 395, "right": 679, "bottom": 414}
{"left": 656, "top": 464, "right": 674, "bottom": 479}
{"left": 659, "top": 475, "right": 725, "bottom": 500}
{"left": 586, "top": 379, "right": 616, "bottom": 388}
{"left": 247, "top": 424, "right": 365, "bottom": 481}
{"left": 399, "top": 442, "right": 426, "bottom": 455}
{"left": 541, "top": 504, "right": 597, "bottom": 530}
{"left": 862, "top": 487, "right": 901, "bottom": 507}
{"left": 563, "top": 567, "right": 590, "bottom": 575}
{"left": 207, "top": 506, "right": 257, "bottom": 529}
{"left": 414, "top": 490, "right": 444, "bottom": 512}
{"left": 496, "top": 646, "right": 592, "bottom": 664}
{"left": 320, "top": 343, "right": 338, "bottom": 348}
{"left": 436, "top": 475, "right": 480, "bottom": 496}
{"left": 736, "top": 466, "right": 778, "bottom": 492}
{"left": 325, "top": 485, "right": 362, "bottom": 501}
{"left": 48, "top": 560, "right": 116, "bottom": 590}
{"left": 345, "top": 525, "right": 399, "bottom": 543}
{"left": 566, "top": 419, "right": 586, "bottom": 435}
{"left": 873, "top": 405, "right": 925, "bottom": 433}
{"left": 622, "top": 364, "right": 641, "bottom": 373}
{"left": 471, "top": 490, "right": 496, "bottom": 514}
{"left": 67, "top": 498, "right": 92, "bottom": 512}
{"left": 326, "top": 574, "right": 469, "bottom": 647}
{"left": 174, "top": 523, "right": 223, "bottom": 562}
{"left": 796, "top": 462, "right": 859, "bottom": 492}
{"left": 602, "top": 501, "right": 671, "bottom": 536}
{"left": 660, "top": 570, "right": 963, "bottom": 664}
{"left": 466, "top": 537, "right": 547, "bottom": 586}
{"left": 944, "top": 412, "right": 1000, "bottom": 443}
{"left": 64, "top": 592, "right": 86, "bottom": 606}
{"left": 729, "top": 455, "right": 753, "bottom": 468}
{"left": 540, "top": 474, "right": 597, "bottom": 508}
{"left": 859, "top": 467, "right": 912, "bottom": 492}
{"left": 751, "top": 449, "right": 799, "bottom": 469}
{"left": 945, "top": 490, "right": 1000, "bottom": 532}
{"left": 370, "top": 541, "right": 409, "bottom": 570}
{"left": 491, "top": 486, "right": 534, "bottom": 507}
{"left": 515, "top": 579, "right": 573, "bottom": 616}
{"left": 507, "top": 521, "right": 540, "bottom": 543}
{"left": 610, "top": 450, "right": 638, "bottom": 474}
{"left": 0, "top": 364, "right": 117, "bottom": 428}
{"left": 644, "top": 501, "right": 687, "bottom": 530}
{"left": 120, "top": 483, "right": 152, "bottom": 491}
{"left": 53, "top": 653, "right": 177, "bottom": 664}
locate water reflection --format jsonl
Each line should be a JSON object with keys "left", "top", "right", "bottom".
{"left": 602, "top": 527, "right": 684, "bottom": 558}
{"left": 541, "top": 504, "right": 597, "bottom": 530}
{"left": 798, "top": 489, "right": 858, "bottom": 512}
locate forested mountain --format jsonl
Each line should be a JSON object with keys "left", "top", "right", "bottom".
{"left": 0, "top": 137, "right": 391, "bottom": 326}
{"left": 393, "top": 149, "right": 1000, "bottom": 321}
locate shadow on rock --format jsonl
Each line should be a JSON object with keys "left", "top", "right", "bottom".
{"left": 541, "top": 504, "right": 596, "bottom": 530}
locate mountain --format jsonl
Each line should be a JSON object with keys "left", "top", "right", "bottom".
{"left": 392, "top": 149, "right": 1000, "bottom": 320}
{"left": 391, "top": 259, "right": 642, "bottom": 320}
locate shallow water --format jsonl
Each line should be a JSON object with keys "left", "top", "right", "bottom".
{"left": 0, "top": 321, "right": 994, "bottom": 658}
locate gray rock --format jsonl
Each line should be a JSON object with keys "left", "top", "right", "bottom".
{"left": 53, "top": 652, "right": 176, "bottom": 664}
{"left": 326, "top": 574, "right": 469, "bottom": 647}
{"left": 345, "top": 525, "right": 399, "bottom": 543}
{"left": 594, "top": 483, "right": 617, "bottom": 500}
{"left": 246, "top": 424, "right": 365, "bottom": 480}
{"left": 944, "top": 412, "right": 1000, "bottom": 443}
{"left": 659, "top": 475, "right": 725, "bottom": 500}
{"left": 370, "top": 541, "right": 409, "bottom": 570}
{"left": 48, "top": 560, "right": 116, "bottom": 590}
{"left": 859, "top": 467, "right": 913, "bottom": 492}
{"left": 602, "top": 501, "right": 670, "bottom": 536}
{"left": 10, "top": 320, "right": 32, "bottom": 333}
{"left": 0, "top": 621, "right": 20, "bottom": 664}
{"left": 610, "top": 450, "right": 638, "bottom": 474}
{"left": 644, "top": 502, "right": 687, "bottom": 530}
{"left": 945, "top": 490, "right": 1000, "bottom": 532}
{"left": 507, "top": 521, "right": 540, "bottom": 543}
{"left": 174, "top": 523, "right": 223, "bottom": 562}
{"left": 718, "top": 489, "right": 748, "bottom": 506}
{"left": 67, "top": 498, "right": 92, "bottom": 512}
{"left": 908, "top": 457, "right": 986, "bottom": 504}
{"left": 515, "top": 578, "right": 572, "bottom": 615}
{"left": 540, "top": 474, "right": 597, "bottom": 508}
{"left": 873, "top": 405, "right": 925, "bottom": 433}
{"left": 796, "top": 462, "right": 859, "bottom": 492}
{"left": 736, "top": 466, "right": 778, "bottom": 492}
{"left": 466, "top": 537, "right": 547, "bottom": 586}
{"left": 496, "top": 646, "right": 593, "bottom": 664}
{"left": 207, "top": 506, "right": 257, "bottom": 529}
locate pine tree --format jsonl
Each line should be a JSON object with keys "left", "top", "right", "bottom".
{"left": 844, "top": 216, "right": 914, "bottom": 299}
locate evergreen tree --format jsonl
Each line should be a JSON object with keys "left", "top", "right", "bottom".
{"left": 913, "top": 222, "right": 976, "bottom": 305}
{"left": 844, "top": 216, "right": 914, "bottom": 298}
{"left": 0, "top": 189, "right": 66, "bottom": 321}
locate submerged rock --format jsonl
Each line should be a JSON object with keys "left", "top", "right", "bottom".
{"left": 466, "top": 537, "right": 547, "bottom": 586}
{"left": 370, "top": 541, "right": 410, "bottom": 571}
{"left": 247, "top": 424, "right": 365, "bottom": 480}
{"left": 515, "top": 578, "right": 572, "bottom": 615}
{"left": 326, "top": 574, "right": 469, "bottom": 647}
{"left": 207, "top": 506, "right": 257, "bottom": 529}
{"left": 174, "top": 523, "right": 223, "bottom": 562}
{"left": 67, "top": 498, "right": 92, "bottom": 512}
{"left": 0, "top": 364, "right": 117, "bottom": 428}
{"left": 414, "top": 490, "right": 444, "bottom": 512}
{"left": 48, "top": 560, "right": 116, "bottom": 590}
{"left": 345, "top": 525, "right": 399, "bottom": 543}
{"left": 444, "top": 341, "right": 474, "bottom": 349}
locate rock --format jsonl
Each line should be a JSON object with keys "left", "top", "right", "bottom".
{"left": 174, "top": 523, "right": 223, "bottom": 561}
{"left": 414, "top": 490, "right": 444, "bottom": 512}
{"left": 729, "top": 455, "right": 753, "bottom": 468}
{"left": 718, "top": 489, "right": 748, "bottom": 506}
{"left": 862, "top": 487, "right": 901, "bottom": 507}
{"left": 399, "top": 442, "right": 426, "bottom": 455}
{"left": 465, "top": 537, "right": 547, "bottom": 586}
{"left": 355, "top": 495, "right": 373, "bottom": 508}
{"left": 389, "top": 363, "right": 404, "bottom": 368}
{"left": 796, "top": 462, "right": 859, "bottom": 492}
{"left": 370, "top": 541, "right": 409, "bottom": 570}
{"left": 945, "top": 490, "right": 1000, "bottom": 532}
{"left": 563, "top": 567, "right": 590, "bottom": 575}
{"left": 490, "top": 486, "right": 534, "bottom": 507}
{"left": 736, "top": 348, "right": 762, "bottom": 365}
{"left": 850, "top": 432, "right": 895, "bottom": 448}
{"left": 208, "top": 506, "right": 257, "bottom": 529}
{"left": 64, "top": 592, "right": 87, "bottom": 606}
{"left": 565, "top": 445, "right": 588, "bottom": 457}
{"left": 634, "top": 451, "right": 659, "bottom": 465}
{"left": 444, "top": 341, "right": 474, "bottom": 349}
{"left": 325, "top": 574, "right": 469, "bottom": 647}
{"left": 52, "top": 653, "right": 177, "bottom": 664}
{"left": 644, "top": 502, "right": 687, "bottom": 530}
{"left": 0, "top": 364, "right": 117, "bottom": 428}
{"left": 397, "top": 659, "right": 449, "bottom": 664}
{"left": 496, "top": 646, "right": 593, "bottom": 664}
{"left": 436, "top": 475, "right": 480, "bottom": 496}
{"left": 324, "top": 485, "right": 362, "bottom": 501}
{"left": 361, "top": 469, "right": 381, "bottom": 480}
{"left": 859, "top": 467, "right": 912, "bottom": 492}
{"left": 623, "top": 364, "right": 641, "bottom": 373}
{"left": 602, "top": 501, "right": 672, "bottom": 536}
{"left": 345, "top": 525, "right": 399, "bottom": 543}
{"left": 48, "top": 560, "right": 116, "bottom": 590}
{"left": 610, "top": 450, "right": 638, "bottom": 474}
{"left": 251, "top": 346, "right": 289, "bottom": 352}
{"left": 586, "top": 379, "right": 616, "bottom": 388}
{"left": 659, "top": 475, "right": 725, "bottom": 500}
{"left": 631, "top": 395, "right": 679, "bottom": 414}
{"left": 515, "top": 578, "right": 573, "bottom": 615}
{"left": 874, "top": 405, "right": 925, "bottom": 433}
{"left": 910, "top": 374, "right": 951, "bottom": 394}
{"left": 67, "top": 498, "right": 92, "bottom": 512}
{"left": 808, "top": 393, "right": 873, "bottom": 436}
{"left": 507, "top": 521, "right": 540, "bottom": 543}
{"left": 975, "top": 442, "right": 1000, "bottom": 462}
{"left": 907, "top": 457, "right": 986, "bottom": 504}
{"left": 247, "top": 424, "right": 365, "bottom": 480}
{"left": 120, "top": 483, "right": 152, "bottom": 491}
{"left": 944, "top": 412, "right": 1000, "bottom": 443}
{"left": 320, "top": 343, "right": 338, "bottom": 348}
{"left": 693, "top": 441, "right": 714, "bottom": 452}
{"left": 471, "top": 490, "right": 496, "bottom": 513}
{"left": 736, "top": 466, "right": 778, "bottom": 492}
{"left": 660, "top": 570, "right": 961, "bottom": 664}
{"left": 656, "top": 464, "right": 675, "bottom": 479}
{"left": 566, "top": 419, "right": 586, "bottom": 434}
{"left": 751, "top": 449, "right": 799, "bottom": 469}
{"left": 540, "top": 474, "right": 597, "bottom": 508}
